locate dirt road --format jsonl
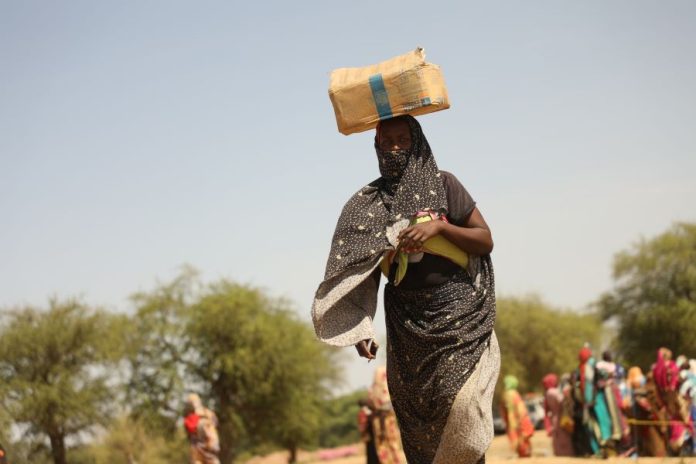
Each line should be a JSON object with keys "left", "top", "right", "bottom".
{"left": 245, "top": 433, "right": 696, "bottom": 464}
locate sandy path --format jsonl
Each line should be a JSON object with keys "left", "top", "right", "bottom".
{"left": 245, "top": 433, "right": 696, "bottom": 464}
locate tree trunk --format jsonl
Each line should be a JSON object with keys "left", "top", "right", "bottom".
{"left": 218, "top": 420, "right": 236, "bottom": 464}
{"left": 48, "top": 432, "right": 67, "bottom": 464}
{"left": 212, "top": 378, "right": 236, "bottom": 464}
{"left": 288, "top": 445, "right": 298, "bottom": 464}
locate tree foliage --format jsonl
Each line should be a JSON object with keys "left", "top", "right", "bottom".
{"left": 185, "top": 280, "right": 340, "bottom": 462}
{"left": 597, "top": 222, "right": 696, "bottom": 368}
{"left": 495, "top": 295, "right": 602, "bottom": 397}
{"left": 124, "top": 268, "right": 197, "bottom": 436}
{"left": 318, "top": 390, "right": 366, "bottom": 448}
{"left": 126, "top": 272, "right": 342, "bottom": 463}
{"left": 0, "top": 272, "right": 342, "bottom": 464}
{"left": 0, "top": 299, "right": 127, "bottom": 464}
{"left": 68, "top": 416, "right": 187, "bottom": 464}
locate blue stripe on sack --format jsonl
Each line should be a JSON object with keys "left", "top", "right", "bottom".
{"left": 368, "top": 74, "right": 393, "bottom": 120}
{"left": 421, "top": 97, "right": 431, "bottom": 105}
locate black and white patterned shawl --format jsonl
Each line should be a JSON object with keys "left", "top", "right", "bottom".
{"left": 312, "top": 116, "right": 450, "bottom": 346}
{"left": 384, "top": 263, "right": 496, "bottom": 463}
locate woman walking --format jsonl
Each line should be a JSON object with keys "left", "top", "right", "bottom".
{"left": 652, "top": 348, "right": 693, "bottom": 454}
{"left": 627, "top": 367, "right": 668, "bottom": 457}
{"left": 595, "top": 351, "right": 629, "bottom": 454}
{"left": 577, "top": 347, "right": 614, "bottom": 456}
{"left": 312, "top": 115, "right": 499, "bottom": 464}
{"left": 358, "top": 367, "right": 403, "bottom": 464}
{"left": 542, "top": 373, "right": 574, "bottom": 456}
{"left": 183, "top": 393, "right": 220, "bottom": 464}
{"left": 501, "top": 375, "right": 534, "bottom": 457}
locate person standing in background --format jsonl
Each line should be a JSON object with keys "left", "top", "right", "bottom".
{"left": 501, "top": 375, "right": 534, "bottom": 457}
{"left": 542, "top": 373, "right": 573, "bottom": 456}
{"left": 652, "top": 348, "right": 693, "bottom": 454}
{"left": 627, "top": 367, "right": 668, "bottom": 457}
{"left": 577, "top": 347, "right": 614, "bottom": 457}
{"left": 362, "top": 366, "right": 403, "bottom": 464}
{"left": 358, "top": 397, "right": 380, "bottom": 464}
{"left": 595, "top": 351, "right": 629, "bottom": 455}
{"left": 570, "top": 369, "right": 593, "bottom": 456}
{"left": 183, "top": 393, "right": 220, "bottom": 464}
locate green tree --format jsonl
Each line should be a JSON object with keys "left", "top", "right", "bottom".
{"left": 0, "top": 406, "right": 11, "bottom": 453}
{"left": 187, "top": 281, "right": 341, "bottom": 463}
{"left": 69, "top": 416, "right": 187, "bottom": 464}
{"left": 125, "top": 268, "right": 197, "bottom": 436}
{"left": 0, "top": 299, "right": 127, "bottom": 464}
{"left": 127, "top": 272, "right": 342, "bottom": 464}
{"left": 318, "top": 390, "right": 366, "bottom": 448}
{"left": 597, "top": 222, "right": 696, "bottom": 368}
{"left": 495, "top": 295, "right": 602, "bottom": 397}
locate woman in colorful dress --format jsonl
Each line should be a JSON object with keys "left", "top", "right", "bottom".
{"left": 628, "top": 368, "right": 668, "bottom": 456}
{"left": 595, "top": 351, "right": 629, "bottom": 454}
{"left": 359, "top": 366, "right": 403, "bottom": 464}
{"left": 576, "top": 347, "right": 614, "bottom": 457}
{"left": 501, "top": 375, "right": 534, "bottom": 457}
{"left": 358, "top": 397, "right": 380, "bottom": 464}
{"left": 542, "top": 373, "right": 573, "bottom": 456}
{"left": 313, "top": 115, "right": 500, "bottom": 464}
{"left": 183, "top": 393, "right": 220, "bottom": 464}
{"left": 652, "top": 348, "right": 693, "bottom": 454}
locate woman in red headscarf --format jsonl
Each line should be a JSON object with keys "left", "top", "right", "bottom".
{"left": 577, "top": 347, "right": 605, "bottom": 456}
{"left": 542, "top": 373, "right": 574, "bottom": 456}
{"left": 652, "top": 348, "right": 693, "bottom": 454}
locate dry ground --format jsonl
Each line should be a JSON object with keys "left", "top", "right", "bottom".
{"left": 245, "top": 433, "right": 696, "bottom": 464}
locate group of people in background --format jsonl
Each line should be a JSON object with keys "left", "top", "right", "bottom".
{"left": 180, "top": 344, "right": 696, "bottom": 464}
{"left": 537, "top": 346, "right": 696, "bottom": 459}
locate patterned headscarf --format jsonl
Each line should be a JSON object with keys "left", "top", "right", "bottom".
{"left": 322, "top": 115, "right": 448, "bottom": 281}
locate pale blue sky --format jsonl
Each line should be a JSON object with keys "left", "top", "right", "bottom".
{"left": 1, "top": 1, "right": 695, "bottom": 392}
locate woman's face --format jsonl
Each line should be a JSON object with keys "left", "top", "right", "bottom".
{"left": 378, "top": 118, "right": 412, "bottom": 151}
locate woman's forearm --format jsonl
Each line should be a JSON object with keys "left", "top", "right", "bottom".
{"left": 438, "top": 221, "right": 494, "bottom": 255}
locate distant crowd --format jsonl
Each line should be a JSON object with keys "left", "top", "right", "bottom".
{"left": 503, "top": 346, "right": 696, "bottom": 458}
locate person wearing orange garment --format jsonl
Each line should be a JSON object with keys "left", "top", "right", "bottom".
{"left": 501, "top": 375, "right": 534, "bottom": 457}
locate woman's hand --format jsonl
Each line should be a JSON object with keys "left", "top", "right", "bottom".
{"left": 398, "top": 221, "right": 442, "bottom": 253}
{"left": 355, "top": 339, "right": 379, "bottom": 360}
